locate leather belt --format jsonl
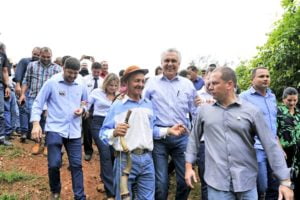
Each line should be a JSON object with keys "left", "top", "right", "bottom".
{"left": 115, "top": 148, "right": 149, "bottom": 157}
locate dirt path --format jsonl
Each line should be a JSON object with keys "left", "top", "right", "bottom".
{"left": 0, "top": 137, "right": 106, "bottom": 200}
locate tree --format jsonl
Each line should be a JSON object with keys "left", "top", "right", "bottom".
{"left": 236, "top": 0, "right": 300, "bottom": 98}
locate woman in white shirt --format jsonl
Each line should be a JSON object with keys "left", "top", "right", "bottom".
{"left": 88, "top": 73, "right": 119, "bottom": 199}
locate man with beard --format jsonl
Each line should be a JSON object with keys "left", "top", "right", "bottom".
{"left": 31, "top": 57, "right": 87, "bottom": 200}
{"left": 19, "top": 47, "right": 62, "bottom": 153}
{"left": 0, "top": 42, "right": 12, "bottom": 146}
{"left": 144, "top": 48, "right": 198, "bottom": 200}
{"left": 14, "top": 47, "right": 40, "bottom": 141}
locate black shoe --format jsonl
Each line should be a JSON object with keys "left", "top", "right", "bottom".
{"left": 0, "top": 139, "right": 13, "bottom": 146}
{"left": 84, "top": 154, "right": 92, "bottom": 161}
{"left": 20, "top": 134, "right": 26, "bottom": 143}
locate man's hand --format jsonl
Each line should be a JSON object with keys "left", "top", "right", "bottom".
{"left": 113, "top": 123, "right": 130, "bottom": 137}
{"left": 185, "top": 163, "right": 198, "bottom": 189}
{"left": 82, "top": 111, "right": 90, "bottom": 119}
{"left": 194, "top": 96, "right": 204, "bottom": 106}
{"left": 168, "top": 124, "right": 187, "bottom": 136}
{"left": 74, "top": 108, "right": 84, "bottom": 116}
{"left": 4, "top": 87, "right": 10, "bottom": 99}
{"left": 18, "top": 94, "right": 26, "bottom": 105}
{"left": 31, "top": 122, "right": 42, "bottom": 142}
{"left": 15, "top": 83, "right": 21, "bottom": 97}
{"left": 278, "top": 185, "right": 294, "bottom": 200}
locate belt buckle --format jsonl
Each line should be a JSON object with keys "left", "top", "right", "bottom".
{"left": 133, "top": 148, "right": 144, "bottom": 155}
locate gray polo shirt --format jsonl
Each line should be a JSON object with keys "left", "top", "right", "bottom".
{"left": 186, "top": 98, "right": 290, "bottom": 192}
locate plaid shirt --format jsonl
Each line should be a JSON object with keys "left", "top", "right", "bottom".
{"left": 22, "top": 61, "right": 62, "bottom": 98}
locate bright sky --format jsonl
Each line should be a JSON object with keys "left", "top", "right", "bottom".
{"left": 0, "top": 0, "right": 283, "bottom": 76}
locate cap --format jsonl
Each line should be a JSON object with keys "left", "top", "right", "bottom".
{"left": 121, "top": 65, "right": 148, "bottom": 81}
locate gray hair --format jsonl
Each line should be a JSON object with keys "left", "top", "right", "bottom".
{"left": 161, "top": 48, "right": 181, "bottom": 63}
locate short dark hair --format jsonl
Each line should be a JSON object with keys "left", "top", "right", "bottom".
{"left": 119, "top": 69, "right": 125, "bottom": 77}
{"left": 187, "top": 65, "right": 198, "bottom": 72}
{"left": 91, "top": 62, "right": 101, "bottom": 69}
{"left": 155, "top": 66, "right": 162, "bottom": 75}
{"left": 209, "top": 64, "right": 217, "bottom": 69}
{"left": 64, "top": 57, "right": 80, "bottom": 70}
{"left": 0, "top": 42, "right": 6, "bottom": 53}
{"left": 282, "top": 87, "right": 298, "bottom": 99}
{"left": 62, "top": 55, "right": 71, "bottom": 66}
{"left": 179, "top": 69, "right": 190, "bottom": 78}
{"left": 213, "top": 67, "right": 237, "bottom": 88}
{"left": 40, "top": 47, "right": 52, "bottom": 54}
{"left": 251, "top": 66, "right": 268, "bottom": 80}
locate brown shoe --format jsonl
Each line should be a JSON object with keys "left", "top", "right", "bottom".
{"left": 31, "top": 143, "right": 43, "bottom": 155}
{"left": 43, "top": 146, "right": 48, "bottom": 156}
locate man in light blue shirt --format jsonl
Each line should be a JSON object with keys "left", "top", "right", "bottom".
{"left": 239, "top": 66, "right": 279, "bottom": 200}
{"left": 31, "top": 57, "right": 87, "bottom": 200}
{"left": 144, "top": 48, "right": 198, "bottom": 200}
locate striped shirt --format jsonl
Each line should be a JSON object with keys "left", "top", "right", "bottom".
{"left": 22, "top": 61, "right": 62, "bottom": 98}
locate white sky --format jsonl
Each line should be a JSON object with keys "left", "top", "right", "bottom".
{"left": 0, "top": 0, "right": 283, "bottom": 75}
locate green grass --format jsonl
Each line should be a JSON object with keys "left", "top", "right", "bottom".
{"left": 0, "top": 170, "right": 36, "bottom": 183}
{"left": 0, "top": 146, "right": 23, "bottom": 158}
{"left": 0, "top": 193, "right": 18, "bottom": 200}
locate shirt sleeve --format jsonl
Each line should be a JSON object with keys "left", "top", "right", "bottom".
{"left": 30, "top": 80, "right": 52, "bottom": 122}
{"left": 99, "top": 102, "right": 118, "bottom": 145}
{"left": 22, "top": 63, "right": 32, "bottom": 86}
{"left": 253, "top": 109, "right": 290, "bottom": 181}
{"left": 15, "top": 59, "right": 27, "bottom": 83}
{"left": 185, "top": 111, "right": 203, "bottom": 164}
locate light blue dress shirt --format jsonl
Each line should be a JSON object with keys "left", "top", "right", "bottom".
{"left": 143, "top": 74, "right": 197, "bottom": 139}
{"left": 30, "top": 73, "right": 88, "bottom": 139}
{"left": 239, "top": 86, "right": 277, "bottom": 150}
{"left": 88, "top": 88, "right": 112, "bottom": 117}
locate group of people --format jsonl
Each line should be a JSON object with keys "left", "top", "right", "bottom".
{"left": 0, "top": 42, "right": 299, "bottom": 200}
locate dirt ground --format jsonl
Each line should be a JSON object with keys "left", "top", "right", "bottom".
{"left": 0, "top": 137, "right": 105, "bottom": 200}
{"left": 0, "top": 136, "right": 200, "bottom": 200}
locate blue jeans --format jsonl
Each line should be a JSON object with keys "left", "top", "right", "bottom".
{"left": 197, "top": 142, "right": 207, "bottom": 200}
{"left": 46, "top": 132, "right": 86, "bottom": 200}
{"left": 153, "top": 135, "right": 190, "bottom": 200}
{"left": 4, "top": 91, "right": 19, "bottom": 136}
{"left": 91, "top": 116, "right": 115, "bottom": 198}
{"left": 256, "top": 149, "right": 279, "bottom": 200}
{"left": 114, "top": 152, "right": 155, "bottom": 200}
{"left": 18, "top": 93, "right": 29, "bottom": 134}
{"left": 0, "top": 84, "right": 5, "bottom": 139}
{"left": 208, "top": 185, "right": 258, "bottom": 200}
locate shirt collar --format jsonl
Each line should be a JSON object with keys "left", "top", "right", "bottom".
{"left": 160, "top": 74, "right": 180, "bottom": 81}
{"left": 58, "top": 73, "right": 79, "bottom": 85}
{"left": 213, "top": 97, "right": 242, "bottom": 108}
{"left": 249, "top": 86, "right": 272, "bottom": 96}
{"left": 121, "top": 95, "right": 146, "bottom": 104}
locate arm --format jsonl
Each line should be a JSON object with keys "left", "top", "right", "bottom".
{"left": 2, "top": 66, "right": 11, "bottom": 98}
{"left": 185, "top": 111, "right": 203, "bottom": 188}
{"left": 14, "top": 59, "right": 27, "bottom": 96}
{"left": 253, "top": 110, "right": 293, "bottom": 199}
{"left": 30, "top": 80, "right": 52, "bottom": 141}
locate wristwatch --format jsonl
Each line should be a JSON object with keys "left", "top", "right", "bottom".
{"left": 280, "top": 180, "right": 294, "bottom": 190}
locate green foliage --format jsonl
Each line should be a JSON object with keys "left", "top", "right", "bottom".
{"left": 0, "top": 146, "right": 23, "bottom": 158}
{"left": 0, "top": 171, "right": 36, "bottom": 183}
{"left": 236, "top": 0, "right": 300, "bottom": 97}
{"left": 0, "top": 194, "right": 18, "bottom": 200}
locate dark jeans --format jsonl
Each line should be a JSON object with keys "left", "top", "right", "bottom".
{"left": 256, "top": 149, "right": 279, "bottom": 200}
{"left": 0, "top": 84, "right": 5, "bottom": 139}
{"left": 91, "top": 115, "right": 115, "bottom": 198}
{"left": 197, "top": 142, "right": 207, "bottom": 200}
{"left": 153, "top": 135, "right": 190, "bottom": 200}
{"left": 46, "top": 132, "right": 86, "bottom": 200}
{"left": 82, "top": 116, "right": 93, "bottom": 155}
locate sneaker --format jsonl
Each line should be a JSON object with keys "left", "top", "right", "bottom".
{"left": 20, "top": 133, "right": 26, "bottom": 143}
{"left": 31, "top": 143, "right": 43, "bottom": 155}
{"left": 50, "top": 193, "right": 60, "bottom": 200}
{"left": 43, "top": 146, "right": 48, "bottom": 156}
{"left": 84, "top": 154, "right": 92, "bottom": 161}
{"left": 0, "top": 139, "right": 13, "bottom": 146}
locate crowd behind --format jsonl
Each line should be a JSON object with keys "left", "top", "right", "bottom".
{"left": 0, "top": 43, "right": 299, "bottom": 200}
